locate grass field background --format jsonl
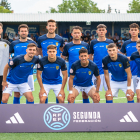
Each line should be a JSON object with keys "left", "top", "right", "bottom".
{"left": 1, "top": 75, "right": 139, "bottom": 140}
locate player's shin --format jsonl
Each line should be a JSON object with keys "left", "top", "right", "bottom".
{"left": 13, "top": 92, "right": 20, "bottom": 104}
{"left": 136, "top": 89, "right": 140, "bottom": 103}
{"left": 82, "top": 91, "right": 90, "bottom": 103}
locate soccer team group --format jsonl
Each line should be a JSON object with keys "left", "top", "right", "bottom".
{"left": 0, "top": 19, "right": 140, "bottom": 104}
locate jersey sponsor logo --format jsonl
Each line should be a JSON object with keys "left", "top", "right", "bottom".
{"left": 20, "top": 66, "right": 24, "bottom": 67}
{"left": 56, "top": 66, "right": 59, "bottom": 70}
{"left": 70, "top": 69, "right": 73, "bottom": 73}
{"left": 119, "top": 64, "right": 122, "bottom": 67}
{"left": 88, "top": 71, "right": 91, "bottom": 75}
{"left": 100, "top": 45, "right": 104, "bottom": 47}
{"left": 43, "top": 105, "right": 70, "bottom": 130}
{"left": 22, "top": 46, "right": 27, "bottom": 47}
{"left": 10, "top": 61, "right": 13, "bottom": 65}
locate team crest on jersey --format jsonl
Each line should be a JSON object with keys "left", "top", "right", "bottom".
{"left": 127, "top": 61, "right": 130, "bottom": 66}
{"left": 56, "top": 66, "right": 59, "bottom": 70}
{"left": 4, "top": 44, "right": 7, "bottom": 48}
{"left": 106, "top": 45, "right": 108, "bottom": 49}
{"left": 119, "top": 64, "right": 122, "bottom": 67}
{"left": 56, "top": 42, "right": 58, "bottom": 46}
{"left": 82, "top": 47, "right": 84, "bottom": 48}
{"left": 10, "top": 61, "right": 13, "bottom": 65}
{"left": 31, "top": 64, "right": 33, "bottom": 68}
{"left": 88, "top": 71, "right": 91, "bottom": 75}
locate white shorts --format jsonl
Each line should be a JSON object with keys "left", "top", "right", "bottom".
{"left": 92, "top": 73, "right": 111, "bottom": 91}
{"left": 136, "top": 77, "right": 140, "bottom": 90}
{"left": 13, "top": 75, "right": 34, "bottom": 92}
{"left": 73, "top": 85, "right": 94, "bottom": 96}
{"left": 42, "top": 84, "right": 62, "bottom": 97}
{"left": 132, "top": 75, "right": 137, "bottom": 93}
{"left": 110, "top": 79, "right": 134, "bottom": 97}
{"left": 3, "top": 82, "right": 32, "bottom": 96}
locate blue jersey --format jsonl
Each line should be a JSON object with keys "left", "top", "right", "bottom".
{"left": 7, "top": 55, "right": 39, "bottom": 84}
{"left": 130, "top": 51, "right": 140, "bottom": 77}
{"left": 70, "top": 60, "right": 99, "bottom": 87}
{"left": 37, "top": 34, "right": 64, "bottom": 57}
{"left": 9, "top": 39, "right": 37, "bottom": 57}
{"left": 37, "top": 56, "right": 67, "bottom": 85}
{"left": 62, "top": 41, "right": 89, "bottom": 76}
{"left": 120, "top": 39, "right": 137, "bottom": 76}
{"left": 90, "top": 39, "right": 113, "bottom": 75}
{"left": 102, "top": 54, "right": 130, "bottom": 82}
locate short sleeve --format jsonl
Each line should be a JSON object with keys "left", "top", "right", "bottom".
{"left": 60, "top": 39, "right": 64, "bottom": 48}
{"left": 37, "top": 37, "right": 42, "bottom": 48}
{"left": 102, "top": 58, "right": 108, "bottom": 70}
{"left": 94, "top": 65, "right": 99, "bottom": 77}
{"left": 62, "top": 44, "right": 68, "bottom": 56}
{"left": 37, "top": 60, "right": 43, "bottom": 71}
{"left": 69, "top": 63, "right": 76, "bottom": 76}
{"left": 120, "top": 43, "right": 126, "bottom": 53}
{"left": 123, "top": 58, "right": 130, "bottom": 69}
{"left": 90, "top": 41, "right": 94, "bottom": 54}
{"left": 61, "top": 60, "right": 67, "bottom": 71}
{"left": 8, "top": 57, "right": 18, "bottom": 69}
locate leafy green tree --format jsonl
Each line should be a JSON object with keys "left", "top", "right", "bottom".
{"left": 127, "top": 0, "right": 140, "bottom": 13}
{"left": 47, "top": 0, "right": 105, "bottom": 13}
{"left": 0, "top": 6, "right": 12, "bottom": 13}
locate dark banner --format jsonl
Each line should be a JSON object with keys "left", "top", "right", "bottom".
{"left": 0, "top": 104, "right": 140, "bottom": 132}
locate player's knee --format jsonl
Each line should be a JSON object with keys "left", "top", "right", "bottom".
{"left": 127, "top": 95, "right": 133, "bottom": 101}
{"left": 2, "top": 96, "right": 8, "bottom": 103}
{"left": 27, "top": 96, "right": 34, "bottom": 102}
{"left": 57, "top": 97, "right": 64, "bottom": 103}
{"left": 137, "top": 96, "right": 140, "bottom": 102}
{"left": 67, "top": 95, "right": 75, "bottom": 103}
{"left": 14, "top": 92, "right": 20, "bottom": 98}
{"left": 93, "top": 93, "right": 100, "bottom": 103}
{"left": 40, "top": 97, "right": 46, "bottom": 103}
{"left": 82, "top": 92, "right": 88, "bottom": 99}
{"left": 106, "top": 96, "right": 113, "bottom": 101}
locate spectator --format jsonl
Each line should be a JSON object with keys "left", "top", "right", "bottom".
{"left": 63, "top": 30, "right": 69, "bottom": 41}
{"left": 34, "top": 32, "right": 39, "bottom": 42}
{"left": 90, "top": 34, "right": 95, "bottom": 40}
{"left": 40, "top": 28, "right": 46, "bottom": 35}
{"left": 113, "top": 36, "right": 118, "bottom": 45}
{"left": 59, "top": 33, "right": 62, "bottom": 37}
{"left": 84, "top": 36, "right": 90, "bottom": 44}
{"left": 106, "top": 32, "right": 112, "bottom": 39}
{"left": 86, "top": 33, "right": 90, "bottom": 41}
{"left": 81, "top": 33, "right": 85, "bottom": 41}
{"left": 30, "top": 34, "right": 35, "bottom": 41}
{"left": 118, "top": 37, "right": 124, "bottom": 48}
{"left": 13, "top": 33, "right": 19, "bottom": 40}
{"left": 3, "top": 33, "right": 9, "bottom": 41}
{"left": 114, "top": 33, "right": 119, "bottom": 40}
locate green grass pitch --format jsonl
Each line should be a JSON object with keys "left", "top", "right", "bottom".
{"left": 1, "top": 75, "right": 139, "bottom": 140}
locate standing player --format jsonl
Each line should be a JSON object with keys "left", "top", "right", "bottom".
{"left": 1, "top": 43, "right": 39, "bottom": 104}
{"left": 10, "top": 24, "right": 37, "bottom": 104}
{"left": 37, "top": 45, "right": 67, "bottom": 103}
{"left": 130, "top": 40, "right": 140, "bottom": 103}
{"left": 62, "top": 26, "right": 90, "bottom": 103}
{"left": 68, "top": 48, "right": 101, "bottom": 103}
{"left": 89, "top": 24, "right": 113, "bottom": 92}
{"left": 102, "top": 43, "right": 134, "bottom": 103}
{"left": 121, "top": 23, "right": 139, "bottom": 93}
{"left": 37, "top": 19, "right": 64, "bottom": 103}
{"left": 0, "top": 23, "right": 10, "bottom": 104}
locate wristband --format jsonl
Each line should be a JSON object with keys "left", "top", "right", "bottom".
{"left": 69, "top": 90, "right": 73, "bottom": 94}
{"left": 127, "top": 86, "right": 131, "bottom": 90}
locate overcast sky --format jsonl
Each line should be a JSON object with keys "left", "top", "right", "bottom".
{"left": 8, "top": 0, "right": 132, "bottom": 13}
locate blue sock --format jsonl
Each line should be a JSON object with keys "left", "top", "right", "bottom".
{"left": 106, "top": 100, "right": 113, "bottom": 103}
{"left": 13, "top": 97, "right": 20, "bottom": 104}
{"left": 127, "top": 100, "right": 134, "bottom": 103}
{"left": 56, "top": 98, "right": 59, "bottom": 103}
{"left": 1, "top": 101, "right": 7, "bottom": 104}
{"left": 26, "top": 101, "right": 34, "bottom": 104}
{"left": 45, "top": 98, "right": 48, "bottom": 104}
{"left": 83, "top": 98, "right": 90, "bottom": 103}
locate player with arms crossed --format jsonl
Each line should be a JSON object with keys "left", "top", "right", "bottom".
{"left": 102, "top": 43, "right": 134, "bottom": 103}
{"left": 1, "top": 43, "right": 39, "bottom": 104}
{"left": 10, "top": 24, "right": 37, "bottom": 104}
{"left": 37, "top": 45, "right": 67, "bottom": 103}
{"left": 68, "top": 48, "right": 101, "bottom": 103}
{"left": 121, "top": 23, "right": 139, "bottom": 93}
{"left": 89, "top": 24, "right": 113, "bottom": 92}
{"left": 130, "top": 40, "right": 140, "bottom": 103}
{"left": 0, "top": 23, "right": 10, "bottom": 104}
{"left": 37, "top": 19, "right": 64, "bottom": 103}
{"left": 62, "top": 26, "right": 90, "bottom": 103}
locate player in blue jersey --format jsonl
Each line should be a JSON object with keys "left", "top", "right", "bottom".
{"left": 89, "top": 24, "right": 113, "bottom": 92}
{"left": 1, "top": 43, "right": 39, "bottom": 104}
{"left": 121, "top": 23, "right": 139, "bottom": 93}
{"left": 62, "top": 26, "right": 90, "bottom": 103}
{"left": 102, "top": 43, "right": 134, "bottom": 103}
{"left": 130, "top": 40, "right": 140, "bottom": 103}
{"left": 37, "top": 19, "right": 64, "bottom": 103}
{"left": 10, "top": 24, "right": 37, "bottom": 104}
{"left": 37, "top": 45, "right": 67, "bottom": 103}
{"left": 68, "top": 48, "right": 101, "bottom": 103}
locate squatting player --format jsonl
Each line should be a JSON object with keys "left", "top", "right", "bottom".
{"left": 10, "top": 24, "right": 37, "bottom": 104}
{"left": 0, "top": 23, "right": 10, "bottom": 104}
{"left": 68, "top": 48, "right": 101, "bottom": 103}
{"left": 37, "top": 19, "right": 64, "bottom": 103}
{"left": 37, "top": 45, "right": 67, "bottom": 103}
{"left": 1, "top": 43, "right": 39, "bottom": 104}
{"left": 121, "top": 23, "right": 139, "bottom": 93}
{"left": 62, "top": 26, "right": 90, "bottom": 103}
{"left": 130, "top": 39, "right": 140, "bottom": 103}
{"left": 89, "top": 24, "right": 113, "bottom": 92}
{"left": 102, "top": 43, "right": 134, "bottom": 103}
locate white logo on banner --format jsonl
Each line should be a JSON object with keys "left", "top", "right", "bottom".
{"left": 120, "top": 111, "right": 138, "bottom": 122}
{"left": 5, "top": 27, "right": 16, "bottom": 40}
{"left": 6, "top": 112, "right": 24, "bottom": 124}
